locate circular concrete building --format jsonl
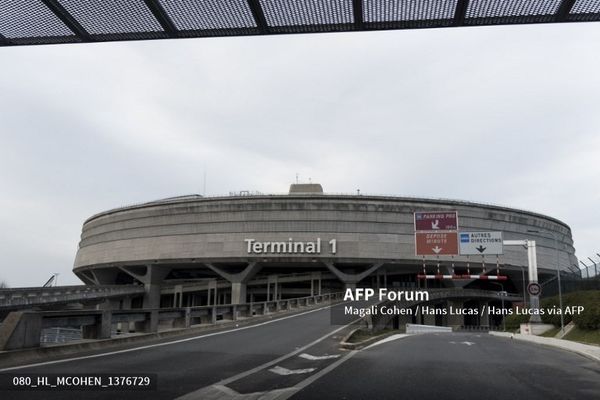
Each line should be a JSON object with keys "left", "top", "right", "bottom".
{"left": 73, "top": 184, "right": 577, "bottom": 312}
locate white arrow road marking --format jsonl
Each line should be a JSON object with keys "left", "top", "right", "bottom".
{"left": 298, "top": 353, "right": 340, "bottom": 361}
{"left": 431, "top": 220, "right": 440, "bottom": 229}
{"left": 269, "top": 366, "right": 317, "bottom": 376}
{"left": 432, "top": 246, "right": 443, "bottom": 254}
{"left": 461, "top": 341, "right": 475, "bottom": 346}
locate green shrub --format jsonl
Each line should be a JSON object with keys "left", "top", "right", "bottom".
{"left": 504, "top": 313, "right": 529, "bottom": 331}
{"left": 540, "top": 290, "right": 600, "bottom": 330}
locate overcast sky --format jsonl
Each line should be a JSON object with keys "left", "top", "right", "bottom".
{"left": 1, "top": 22, "right": 599, "bottom": 287}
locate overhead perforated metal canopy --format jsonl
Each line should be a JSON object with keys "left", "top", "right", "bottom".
{"left": 0, "top": 0, "right": 599, "bottom": 47}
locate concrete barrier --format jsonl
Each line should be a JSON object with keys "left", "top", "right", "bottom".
{"left": 0, "top": 292, "right": 343, "bottom": 351}
{"left": 406, "top": 324, "right": 452, "bottom": 334}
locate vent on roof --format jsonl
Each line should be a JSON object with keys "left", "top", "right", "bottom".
{"left": 289, "top": 183, "right": 324, "bottom": 194}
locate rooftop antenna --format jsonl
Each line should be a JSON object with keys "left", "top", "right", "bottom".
{"left": 296, "top": 173, "right": 299, "bottom": 184}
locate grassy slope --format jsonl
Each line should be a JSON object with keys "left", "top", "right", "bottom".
{"left": 564, "top": 327, "right": 600, "bottom": 346}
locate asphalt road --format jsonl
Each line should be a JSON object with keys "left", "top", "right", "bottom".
{"left": 0, "top": 303, "right": 355, "bottom": 400}
{"left": 1, "top": 305, "right": 599, "bottom": 400}
{"left": 292, "top": 332, "right": 600, "bottom": 400}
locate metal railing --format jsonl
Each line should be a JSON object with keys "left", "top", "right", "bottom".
{"left": 0, "top": 292, "right": 344, "bottom": 351}
{"left": 0, "top": 285, "right": 145, "bottom": 309}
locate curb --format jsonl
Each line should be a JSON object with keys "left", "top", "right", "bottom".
{"left": 489, "top": 331, "right": 600, "bottom": 363}
{"left": 340, "top": 328, "right": 398, "bottom": 350}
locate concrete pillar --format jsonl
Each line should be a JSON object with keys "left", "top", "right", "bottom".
{"left": 0, "top": 312, "right": 43, "bottom": 350}
{"left": 383, "top": 269, "right": 387, "bottom": 288}
{"left": 324, "top": 261, "right": 383, "bottom": 290}
{"left": 481, "top": 301, "right": 490, "bottom": 327}
{"left": 121, "top": 296, "right": 132, "bottom": 310}
{"left": 83, "top": 311, "right": 112, "bottom": 339}
{"left": 207, "top": 262, "right": 262, "bottom": 305}
{"left": 118, "top": 265, "right": 170, "bottom": 310}
{"left": 135, "top": 310, "right": 159, "bottom": 333}
{"left": 446, "top": 300, "right": 464, "bottom": 329}
{"left": 231, "top": 282, "right": 247, "bottom": 305}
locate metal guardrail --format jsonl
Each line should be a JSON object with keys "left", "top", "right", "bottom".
{"left": 0, "top": 285, "right": 145, "bottom": 309}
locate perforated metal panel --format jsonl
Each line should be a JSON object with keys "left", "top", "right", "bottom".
{"left": 159, "top": 0, "right": 256, "bottom": 31}
{"left": 571, "top": 0, "right": 600, "bottom": 21}
{"left": 58, "top": 0, "right": 162, "bottom": 36}
{"left": 364, "top": 0, "right": 457, "bottom": 22}
{"left": 0, "top": 0, "right": 73, "bottom": 40}
{"left": 466, "top": 0, "right": 562, "bottom": 25}
{"left": 260, "top": 0, "right": 353, "bottom": 28}
{"left": 1, "top": 0, "right": 600, "bottom": 47}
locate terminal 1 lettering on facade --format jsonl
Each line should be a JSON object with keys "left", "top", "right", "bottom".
{"left": 244, "top": 238, "right": 337, "bottom": 254}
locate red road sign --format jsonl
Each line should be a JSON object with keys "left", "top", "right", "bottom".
{"left": 414, "top": 211, "right": 458, "bottom": 231}
{"left": 415, "top": 232, "right": 459, "bottom": 256}
{"left": 527, "top": 282, "right": 542, "bottom": 296}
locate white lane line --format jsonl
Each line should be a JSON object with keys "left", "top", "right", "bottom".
{"left": 274, "top": 350, "right": 360, "bottom": 400}
{"left": 298, "top": 353, "right": 340, "bottom": 361}
{"left": 363, "top": 334, "right": 411, "bottom": 350}
{"left": 0, "top": 303, "right": 343, "bottom": 372}
{"left": 175, "top": 316, "right": 361, "bottom": 399}
{"left": 269, "top": 366, "right": 317, "bottom": 376}
{"left": 217, "top": 317, "right": 359, "bottom": 386}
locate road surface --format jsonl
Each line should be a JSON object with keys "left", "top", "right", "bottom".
{"left": 1, "top": 305, "right": 599, "bottom": 400}
{"left": 293, "top": 332, "right": 600, "bottom": 400}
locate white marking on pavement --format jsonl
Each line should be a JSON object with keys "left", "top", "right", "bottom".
{"left": 364, "top": 334, "right": 411, "bottom": 350}
{"left": 269, "top": 366, "right": 316, "bottom": 375}
{"left": 462, "top": 341, "right": 475, "bottom": 346}
{"left": 175, "top": 316, "right": 361, "bottom": 399}
{"left": 298, "top": 353, "right": 340, "bottom": 361}
{"left": 0, "top": 303, "right": 342, "bottom": 372}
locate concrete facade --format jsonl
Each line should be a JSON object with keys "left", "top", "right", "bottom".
{"left": 72, "top": 192, "right": 577, "bottom": 308}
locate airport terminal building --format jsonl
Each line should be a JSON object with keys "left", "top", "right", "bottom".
{"left": 73, "top": 184, "right": 577, "bottom": 322}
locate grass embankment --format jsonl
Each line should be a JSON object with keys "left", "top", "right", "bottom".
{"left": 564, "top": 327, "right": 600, "bottom": 346}
{"left": 505, "top": 290, "right": 600, "bottom": 345}
{"left": 540, "top": 327, "right": 561, "bottom": 338}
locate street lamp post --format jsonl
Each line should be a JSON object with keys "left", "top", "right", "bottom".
{"left": 527, "top": 229, "right": 564, "bottom": 335}
{"left": 517, "top": 265, "right": 527, "bottom": 309}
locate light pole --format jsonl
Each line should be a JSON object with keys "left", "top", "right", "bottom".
{"left": 527, "top": 229, "right": 564, "bottom": 335}
{"left": 517, "top": 265, "right": 527, "bottom": 309}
